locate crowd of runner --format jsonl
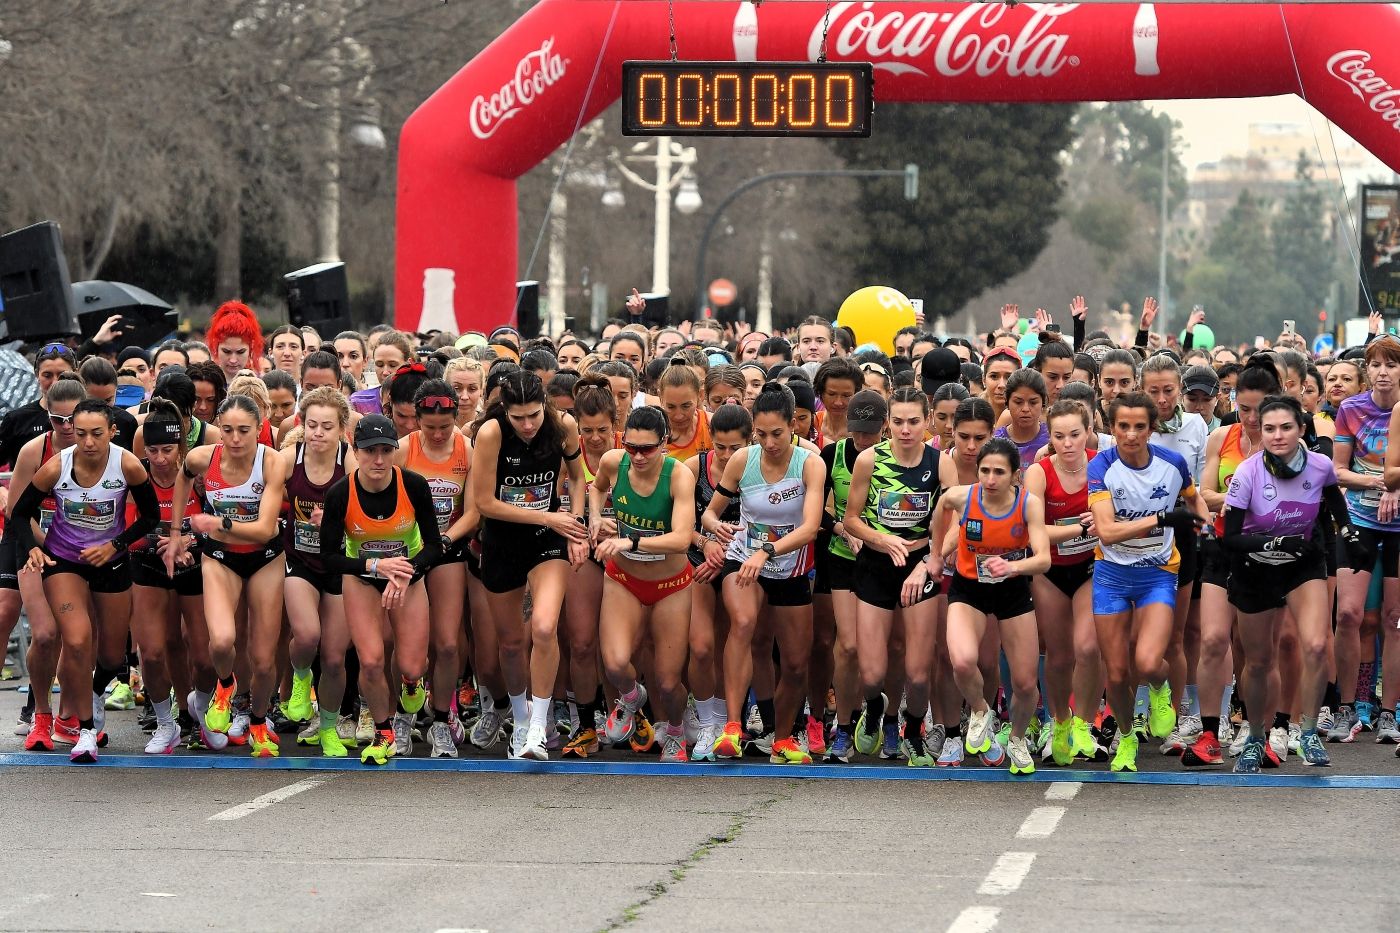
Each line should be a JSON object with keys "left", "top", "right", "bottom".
{"left": 2, "top": 294, "right": 1396, "bottom": 776}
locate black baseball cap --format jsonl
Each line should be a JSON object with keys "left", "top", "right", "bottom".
{"left": 920, "top": 348, "right": 962, "bottom": 396}
{"left": 354, "top": 413, "right": 399, "bottom": 449}
{"left": 847, "top": 390, "right": 889, "bottom": 433}
{"left": 1182, "top": 365, "right": 1220, "bottom": 396}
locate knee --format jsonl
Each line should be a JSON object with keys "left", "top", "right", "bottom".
{"left": 208, "top": 630, "right": 236, "bottom": 660}
{"left": 530, "top": 616, "right": 559, "bottom": 647}
{"left": 357, "top": 652, "right": 386, "bottom": 680}
{"left": 1199, "top": 627, "right": 1231, "bottom": 659}
{"left": 656, "top": 671, "right": 683, "bottom": 699}
{"left": 1011, "top": 672, "right": 1039, "bottom": 699}
{"left": 949, "top": 651, "right": 979, "bottom": 682}
{"left": 1336, "top": 603, "right": 1363, "bottom": 632}
{"left": 321, "top": 657, "right": 346, "bottom": 680}
{"left": 1301, "top": 637, "right": 1328, "bottom": 666}
{"left": 568, "top": 629, "right": 597, "bottom": 659}
{"left": 779, "top": 648, "right": 810, "bottom": 680}
{"left": 29, "top": 625, "right": 58, "bottom": 652}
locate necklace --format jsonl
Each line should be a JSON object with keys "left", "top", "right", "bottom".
{"left": 1059, "top": 460, "right": 1085, "bottom": 475}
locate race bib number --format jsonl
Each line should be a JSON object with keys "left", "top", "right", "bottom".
{"left": 1054, "top": 516, "right": 1097, "bottom": 557}
{"left": 431, "top": 496, "right": 454, "bottom": 534}
{"left": 747, "top": 521, "right": 792, "bottom": 550}
{"left": 294, "top": 520, "right": 321, "bottom": 553}
{"left": 63, "top": 498, "right": 116, "bottom": 531}
{"left": 500, "top": 484, "right": 552, "bottom": 511}
{"left": 975, "top": 553, "right": 1005, "bottom": 584}
{"left": 214, "top": 499, "right": 259, "bottom": 523}
{"left": 876, "top": 490, "right": 931, "bottom": 529}
{"left": 1116, "top": 526, "right": 1166, "bottom": 555}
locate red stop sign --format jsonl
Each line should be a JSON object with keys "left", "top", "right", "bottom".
{"left": 708, "top": 278, "right": 737, "bottom": 307}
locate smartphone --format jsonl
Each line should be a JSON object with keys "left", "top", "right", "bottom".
{"left": 1045, "top": 323, "right": 1061, "bottom": 334}
{"left": 1283, "top": 319, "right": 1295, "bottom": 336}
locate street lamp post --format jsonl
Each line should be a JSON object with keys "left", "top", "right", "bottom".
{"left": 607, "top": 137, "right": 702, "bottom": 296}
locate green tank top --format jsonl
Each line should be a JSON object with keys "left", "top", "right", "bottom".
{"left": 861, "top": 440, "right": 942, "bottom": 540}
{"left": 828, "top": 439, "right": 857, "bottom": 561}
{"left": 613, "top": 454, "right": 674, "bottom": 563}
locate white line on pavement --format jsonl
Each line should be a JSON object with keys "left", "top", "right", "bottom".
{"left": 977, "top": 852, "right": 1036, "bottom": 896}
{"left": 1016, "top": 806, "right": 1066, "bottom": 839}
{"left": 946, "top": 905, "right": 1001, "bottom": 933}
{"left": 1044, "top": 781, "right": 1082, "bottom": 800}
{"left": 207, "top": 776, "right": 335, "bottom": 821}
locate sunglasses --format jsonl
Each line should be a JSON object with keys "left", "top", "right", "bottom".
{"left": 859, "top": 362, "right": 890, "bottom": 377}
{"left": 417, "top": 395, "right": 457, "bottom": 412}
{"left": 49, "top": 412, "right": 75, "bottom": 425}
{"left": 39, "top": 342, "right": 72, "bottom": 357}
{"left": 623, "top": 442, "right": 662, "bottom": 456}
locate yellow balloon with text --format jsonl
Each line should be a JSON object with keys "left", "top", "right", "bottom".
{"left": 835, "top": 286, "right": 916, "bottom": 356}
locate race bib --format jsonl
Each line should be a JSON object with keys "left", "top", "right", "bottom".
{"left": 431, "top": 496, "right": 454, "bottom": 534}
{"left": 214, "top": 499, "right": 259, "bottom": 523}
{"left": 747, "top": 521, "right": 792, "bottom": 550}
{"left": 294, "top": 520, "right": 321, "bottom": 553}
{"left": 618, "top": 520, "right": 664, "bottom": 562}
{"left": 1116, "top": 526, "right": 1166, "bottom": 555}
{"left": 976, "top": 549, "right": 1026, "bottom": 584}
{"left": 39, "top": 508, "right": 54, "bottom": 533}
{"left": 63, "top": 498, "right": 116, "bottom": 531}
{"left": 1054, "top": 516, "right": 1097, "bottom": 557}
{"left": 500, "top": 484, "right": 552, "bottom": 511}
{"left": 876, "top": 490, "right": 931, "bottom": 529}
{"left": 1358, "top": 461, "right": 1385, "bottom": 508}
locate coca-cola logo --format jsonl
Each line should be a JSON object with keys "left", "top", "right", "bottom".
{"left": 469, "top": 38, "right": 569, "bottom": 140}
{"left": 808, "top": 2, "right": 1080, "bottom": 78}
{"left": 1327, "top": 50, "right": 1400, "bottom": 133}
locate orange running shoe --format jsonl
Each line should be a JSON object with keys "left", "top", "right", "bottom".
{"left": 24, "top": 713, "right": 55, "bottom": 751}
{"left": 206, "top": 679, "right": 237, "bottom": 733}
{"left": 51, "top": 715, "right": 79, "bottom": 746}
{"left": 770, "top": 737, "right": 813, "bottom": 764}
{"left": 457, "top": 682, "right": 478, "bottom": 711}
{"left": 629, "top": 714, "right": 657, "bottom": 754}
{"left": 805, "top": 715, "right": 827, "bottom": 757}
{"left": 713, "top": 721, "right": 744, "bottom": 759}
{"left": 248, "top": 722, "right": 279, "bottom": 758}
{"left": 562, "top": 727, "right": 601, "bottom": 758}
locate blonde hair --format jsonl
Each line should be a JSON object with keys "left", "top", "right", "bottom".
{"left": 298, "top": 385, "right": 351, "bottom": 427}
{"left": 444, "top": 356, "right": 485, "bottom": 382}
{"left": 227, "top": 373, "right": 271, "bottom": 418}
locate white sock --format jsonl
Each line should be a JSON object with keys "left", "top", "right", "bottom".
{"left": 706, "top": 697, "right": 723, "bottom": 728}
{"left": 153, "top": 697, "right": 175, "bottom": 726}
{"left": 530, "top": 695, "right": 552, "bottom": 730}
{"left": 193, "top": 689, "right": 211, "bottom": 713}
{"left": 509, "top": 692, "right": 529, "bottom": 725}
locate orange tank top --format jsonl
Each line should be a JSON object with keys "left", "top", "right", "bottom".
{"left": 667, "top": 408, "right": 712, "bottom": 462}
{"left": 344, "top": 467, "right": 423, "bottom": 560}
{"left": 955, "top": 485, "right": 1031, "bottom": 583}
{"left": 403, "top": 430, "right": 471, "bottom": 535}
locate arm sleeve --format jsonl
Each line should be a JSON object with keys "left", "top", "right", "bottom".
{"left": 406, "top": 472, "right": 444, "bottom": 573}
{"left": 1073, "top": 314, "right": 1086, "bottom": 351}
{"left": 318, "top": 479, "right": 364, "bottom": 576}
{"left": 1323, "top": 480, "right": 1351, "bottom": 530}
{"left": 1183, "top": 328, "right": 1194, "bottom": 350}
{"left": 1219, "top": 505, "right": 1275, "bottom": 555}
{"left": 9, "top": 482, "right": 47, "bottom": 554}
{"left": 112, "top": 480, "right": 159, "bottom": 549}
{"left": 1135, "top": 327, "right": 1149, "bottom": 348}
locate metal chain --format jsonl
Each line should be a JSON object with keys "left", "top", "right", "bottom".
{"left": 668, "top": 0, "right": 678, "bottom": 61}
{"left": 817, "top": 0, "right": 833, "bottom": 62}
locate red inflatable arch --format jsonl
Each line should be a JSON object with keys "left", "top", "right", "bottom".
{"left": 396, "top": 2, "right": 1400, "bottom": 335}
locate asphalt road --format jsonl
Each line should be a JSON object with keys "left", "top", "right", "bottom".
{"left": 4, "top": 685, "right": 1400, "bottom": 933}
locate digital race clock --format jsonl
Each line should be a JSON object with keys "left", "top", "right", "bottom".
{"left": 621, "top": 61, "right": 874, "bottom": 138}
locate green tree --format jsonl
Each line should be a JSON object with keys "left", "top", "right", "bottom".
{"left": 828, "top": 103, "right": 1076, "bottom": 318}
{"left": 1183, "top": 189, "right": 1296, "bottom": 341}
{"left": 1270, "top": 153, "right": 1333, "bottom": 322}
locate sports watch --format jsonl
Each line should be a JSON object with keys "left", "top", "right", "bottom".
{"left": 761, "top": 542, "right": 777, "bottom": 558}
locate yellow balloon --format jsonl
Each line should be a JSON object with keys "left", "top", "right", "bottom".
{"left": 835, "top": 286, "right": 916, "bottom": 356}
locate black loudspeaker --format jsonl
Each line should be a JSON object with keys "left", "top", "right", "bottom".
{"left": 284, "top": 262, "right": 352, "bottom": 338}
{"left": 636, "top": 292, "right": 669, "bottom": 329}
{"left": 0, "top": 221, "right": 80, "bottom": 341}
{"left": 74, "top": 281, "right": 177, "bottom": 350}
{"left": 515, "top": 280, "right": 541, "bottom": 337}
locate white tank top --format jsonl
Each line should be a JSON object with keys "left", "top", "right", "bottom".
{"left": 46, "top": 445, "right": 128, "bottom": 562}
{"left": 725, "top": 445, "right": 811, "bottom": 580}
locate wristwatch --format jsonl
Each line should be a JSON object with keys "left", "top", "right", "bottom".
{"left": 761, "top": 542, "right": 777, "bottom": 558}
{"left": 628, "top": 532, "right": 642, "bottom": 551}
{"left": 221, "top": 515, "right": 233, "bottom": 532}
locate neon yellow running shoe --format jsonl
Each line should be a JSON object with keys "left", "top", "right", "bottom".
{"left": 104, "top": 682, "right": 135, "bottom": 711}
{"left": 1147, "top": 683, "right": 1176, "bottom": 740}
{"left": 399, "top": 678, "right": 427, "bottom": 715}
{"left": 1051, "top": 718, "right": 1074, "bottom": 767}
{"left": 1111, "top": 732, "right": 1139, "bottom": 773}
{"left": 248, "top": 723, "right": 279, "bottom": 759}
{"left": 361, "top": 729, "right": 395, "bottom": 766}
{"left": 287, "top": 670, "right": 315, "bottom": 722}
{"left": 1070, "top": 716, "right": 1098, "bottom": 760}
{"left": 205, "top": 679, "right": 236, "bottom": 734}
{"left": 319, "top": 728, "right": 348, "bottom": 758}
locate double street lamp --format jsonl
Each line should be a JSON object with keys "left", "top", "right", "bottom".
{"left": 603, "top": 136, "right": 702, "bottom": 297}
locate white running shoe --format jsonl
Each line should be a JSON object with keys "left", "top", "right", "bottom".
{"left": 355, "top": 705, "right": 375, "bottom": 744}
{"left": 1268, "top": 726, "right": 1289, "bottom": 761}
{"left": 684, "top": 703, "right": 702, "bottom": 743}
{"left": 520, "top": 723, "right": 550, "bottom": 761}
{"left": 186, "top": 691, "right": 229, "bottom": 751}
{"left": 603, "top": 685, "right": 648, "bottom": 743}
{"left": 1228, "top": 722, "right": 1251, "bottom": 758}
{"left": 144, "top": 720, "right": 181, "bottom": 755}
{"left": 228, "top": 711, "right": 251, "bottom": 742}
{"left": 1374, "top": 709, "right": 1400, "bottom": 744}
{"left": 14, "top": 706, "right": 33, "bottom": 736}
{"left": 1178, "top": 714, "right": 1203, "bottom": 741}
{"left": 660, "top": 731, "right": 687, "bottom": 762}
{"left": 1316, "top": 706, "right": 1334, "bottom": 733}
{"left": 70, "top": 727, "right": 99, "bottom": 763}
{"left": 745, "top": 703, "right": 764, "bottom": 735}
{"left": 392, "top": 713, "right": 414, "bottom": 756}
{"left": 336, "top": 713, "right": 358, "bottom": 744}
{"left": 692, "top": 724, "right": 718, "bottom": 761}
{"left": 1288, "top": 722, "right": 1302, "bottom": 754}
{"left": 471, "top": 707, "right": 506, "bottom": 748}
{"left": 966, "top": 708, "right": 994, "bottom": 753}
{"left": 296, "top": 718, "right": 320, "bottom": 746}
{"left": 91, "top": 692, "right": 105, "bottom": 738}
{"left": 507, "top": 724, "right": 529, "bottom": 759}
{"left": 428, "top": 721, "right": 458, "bottom": 759}
{"left": 749, "top": 731, "right": 775, "bottom": 755}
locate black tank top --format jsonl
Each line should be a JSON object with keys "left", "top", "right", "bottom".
{"left": 282, "top": 441, "right": 348, "bottom": 570}
{"left": 487, "top": 424, "right": 563, "bottom": 536}
{"left": 689, "top": 449, "right": 742, "bottom": 564}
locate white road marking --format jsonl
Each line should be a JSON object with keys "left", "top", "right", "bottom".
{"left": 946, "top": 905, "right": 1001, "bottom": 933}
{"left": 140, "top": 892, "right": 178, "bottom": 897}
{"left": 1016, "top": 806, "right": 1067, "bottom": 839}
{"left": 977, "top": 852, "right": 1036, "bottom": 896}
{"left": 207, "top": 776, "right": 334, "bottom": 821}
{"left": 1044, "top": 780, "right": 1082, "bottom": 801}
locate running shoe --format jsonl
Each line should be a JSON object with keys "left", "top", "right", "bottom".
{"left": 319, "top": 728, "right": 349, "bottom": 758}
{"left": 1326, "top": 708, "right": 1361, "bottom": 743}
{"left": 206, "top": 680, "right": 236, "bottom": 734}
{"left": 903, "top": 730, "right": 935, "bottom": 768}
{"left": 745, "top": 703, "right": 764, "bottom": 736}
{"left": 1070, "top": 717, "right": 1099, "bottom": 761}
{"left": 1111, "top": 732, "right": 1139, "bottom": 773}
{"left": 1050, "top": 719, "right": 1074, "bottom": 767}
{"left": 1288, "top": 722, "right": 1302, "bottom": 755}
{"left": 392, "top": 713, "right": 414, "bottom": 757}
{"left": 70, "top": 727, "right": 99, "bottom": 763}
{"left": 1316, "top": 706, "right": 1334, "bottom": 733}
{"left": 227, "top": 709, "right": 251, "bottom": 746}
{"left": 562, "top": 727, "right": 601, "bottom": 759}
{"left": 506, "top": 724, "right": 529, "bottom": 759}
{"left": 747, "top": 730, "right": 774, "bottom": 757}
{"left": 826, "top": 727, "right": 854, "bottom": 763}
{"left": 51, "top": 715, "right": 79, "bottom": 746}
{"left": 186, "top": 691, "right": 229, "bottom": 751}
{"left": 1159, "top": 727, "right": 1188, "bottom": 756}
{"left": 13, "top": 705, "right": 33, "bottom": 736}
{"left": 105, "top": 681, "right": 135, "bottom": 711}
{"left": 1299, "top": 729, "right": 1329, "bottom": 766}
{"left": 447, "top": 707, "right": 466, "bottom": 746}
{"left": 965, "top": 708, "right": 995, "bottom": 756}
{"left": 714, "top": 721, "right": 744, "bottom": 759}
{"left": 336, "top": 713, "right": 359, "bottom": 748}
{"left": 1268, "top": 726, "right": 1290, "bottom": 761}
{"left": 1357, "top": 699, "right": 1376, "bottom": 731}
{"left": 471, "top": 707, "right": 506, "bottom": 749}
{"left": 356, "top": 705, "right": 375, "bottom": 744}
{"left": 361, "top": 729, "right": 395, "bottom": 766}
{"left": 995, "top": 717, "right": 1012, "bottom": 749}
{"left": 770, "top": 736, "right": 812, "bottom": 764}
{"left": 456, "top": 682, "right": 478, "bottom": 711}
{"left": 604, "top": 685, "right": 648, "bottom": 743}
{"left": 91, "top": 692, "right": 105, "bottom": 739}
{"left": 142, "top": 719, "right": 179, "bottom": 754}
{"left": 979, "top": 736, "right": 1006, "bottom": 767}
{"left": 1181, "top": 731, "right": 1223, "bottom": 767}
{"left": 1147, "top": 683, "right": 1175, "bottom": 739}
{"left": 287, "top": 670, "right": 315, "bottom": 722}
{"left": 926, "top": 723, "right": 947, "bottom": 761}
{"left": 23, "top": 713, "right": 54, "bottom": 751}
{"left": 1228, "top": 721, "right": 1252, "bottom": 757}
{"left": 1233, "top": 738, "right": 1264, "bottom": 774}
{"left": 428, "top": 721, "right": 458, "bottom": 759}
{"left": 854, "top": 693, "right": 886, "bottom": 757}
{"left": 879, "top": 721, "right": 903, "bottom": 760}
{"left": 1007, "top": 735, "right": 1035, "bottom": 775}
{"left": 1132, "top": 712, "right": 1148, "bottom": 740}
{"left": 1178, "top": 713, "right": 1203, "bottom": 742}
{"left": 1260, "top": 739, "right": 1281, "bottom": 768}
{"left": 661, "top": 731, "right": 689, "bottom": 763}
{"left": 805, "top": 715, "right": 827, "bottom": 757}
{"left": 248, "top": 723, "right": 279, "bottom": 758}
{"left": 629, "top": 715, "right": 657, "bottom": 754}
{"left": 520, "top": 723, "right": 550, "bottom": 761}
{"left": 177, "top": 709, "right": 195, "bottom": 742}
{"left": 692, "top": 725, "right": 718, "bottom": 762}
{"left": 684, "top": 703, "right": 702, "bottom": 743}
{"left": 937, "top": 735, "right": 964, "bottom": 766}
{"left": 399, "top": 678, "right": 427, "bottom": 715}
{"left": 1374, "top": 710, "right": 1400, "bottom": 743}
{"left": 296, "top": 718, "right": 321, "bottom": 746}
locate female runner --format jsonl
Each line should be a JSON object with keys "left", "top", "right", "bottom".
{"left": 659, "top": 365, "right": 711, "bottom": 461}
{"left": 319, "top": 414, "right": 443, "bottom": 765}
{"left": 702, "top": 383, "right": 827, "bottom": 765}
{"left": 166, "top": 395, "right": 288, "bottom": 758}
{"left": 13, "top": 399, "right": 160, "bottom": 762}
{"left": 592, "top": 407, "right": 697, "bottom": 762}
{"left": 207, "top": 301, "right": 263, "bottom": 385}
{"left": 445, "top": 357, "right": 486, "bottom": 428}
{"left": 471, "top": 371, "right": 588, "bottom": 761}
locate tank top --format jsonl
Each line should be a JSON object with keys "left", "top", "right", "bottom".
{"left": 667, "top": 408, "right": 712, "bottom": 462}
{"left": 488, "top": 425, "right": 563, "bottom": 537}
{"left": 344, "top": 467, "right": 423, "bottom": 568}
{"left": 994, "top": 422, "right": 1049, "bottom": 474}
{"left": 613, "top": 455, "right": 675, "bottom": 563}
{"left": 404, "top": 431, "right": 471, "bottom": 535}
{"left": 725, "top": 445, "right": 812, "bottom": 580}
{"left": 691, "top": 449, "right": 740, "bottom": 561}
{"left": 46, "top": 445, "right": 129, "bottom": 563}
{"left": 1039, "top": 451, "right": 1098, "bottom": 565}
{"left": 955, "top": 485, "right": 1030, "bottom": 584}
{"left": 860, "top": 441, "right": 942, "bottom": 541}
{"left": 827, "top": 439, "right": 858, "bottom": 561}
{"left": 282, "top": 442, "right": 348, "bottom": 568}
{"left": 127, "top": 465, "right": 201, "bottom": 554}
{"left": 1213, "top": 423, "right": 1248, "bottom": 536}
{"left": 563, "top": 440, "right": 616, "bottom": 517}
{"left": 203, "top": 444, "right": 271, "bottom": 554}
{"left": 38, "top": 433, "right": 59, "bottom": 533}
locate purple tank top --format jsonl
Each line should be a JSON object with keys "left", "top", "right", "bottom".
{"left": 1224, "top": 449, "right": 1336, "bottom": 537}
{"left": 46, "top": 445, "right": 129, "bottom": 562}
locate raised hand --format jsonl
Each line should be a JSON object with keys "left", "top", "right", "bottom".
{"left": 1140, "top": 296, "right": 1159, "bottom": 331}
{"left": 999, "top": 303, "right": 1020, "bottom": 332}
{"left": 1370, "top": 309, "right": 1384, "bottom": 335}
{"left": 1069, "top": 295, "right": 1087, "bottom": 321}
{"left": 626, "top": 287, "right": 646, "bottom": 316}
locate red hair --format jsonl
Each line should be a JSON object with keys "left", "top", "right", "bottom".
{"left": 207, "top": 300, "right": 264, "bottom": 354}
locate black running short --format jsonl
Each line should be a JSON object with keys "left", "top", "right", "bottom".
{"left": 1176, "top": 532, "right": 1198, "bottom": 590}
{"left": 1043, "top": 560, "right": 1093, "bottom": 599}
{"left": 204, "top": 542, "right": 284, "bottom": 580}
{"left": 946, "top": 571, "right": 1034, "bottom": 620}
{"left": 853, "top": 546, "right": 939, "bottom": 611}
{"left": 0, "top": 533, "right": 18, "bottom": 591}
{"left": 1337, "top": 526, "right": 1400, "bottom": 578}
{"left": 1198, "top": 537, "right": 1230, "bottom": 590}
{"left": 822, "top": 552, "right": 856, "bottom": 593}
{"left": 286, "top": 553, "right": 342, "bottom": 596}
{"left": 131, "top": 552, "right": 203, "bottom": 597}
{"left": 1227, "top": 550, "right": 1328, "bottom": 614}
{"left": 718, "top": 559, "right": 812, "bottom": 607}
{"left": 41, "top": 550, "right": 131, "bottom": 594}
{"left": 479, "top": 527, "right": 567, "bottom": 594}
